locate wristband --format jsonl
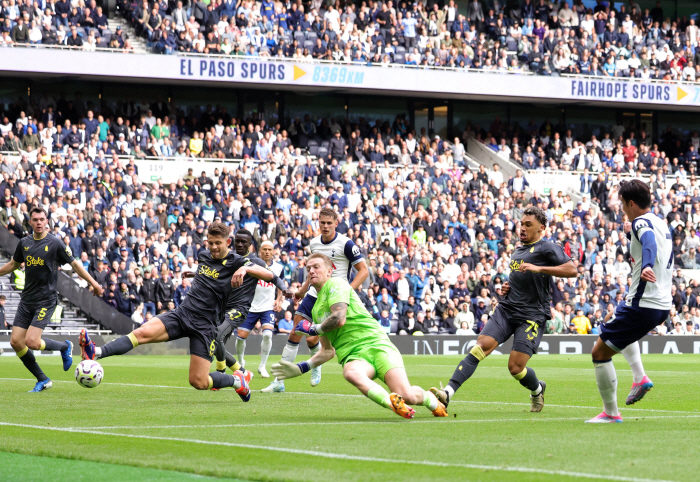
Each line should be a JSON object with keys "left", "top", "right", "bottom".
{"left": 297, "top": 360, "right": 316, "bottom": 374}
{"left": 311, "top": 323, "right": 324, "bottom": 336}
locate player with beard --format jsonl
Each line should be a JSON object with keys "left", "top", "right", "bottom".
{"left": 431, "top": 207, "right": 576, "bottom": 412}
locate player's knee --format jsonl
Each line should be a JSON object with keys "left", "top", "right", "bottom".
{"left": 25, "top": 338, "right": 41, "bottom": 351}
{"left": 262, "top": 330, "right": 272, "bottom": 340}
{"left": 9, "top": 337, "right": 24, "bottom": 352}
{"left": 288, "top": 331, "right": 302, "bottom": 343}
{"left": 189, "top": 374, "right": 210, "bottom": 390}
{"left": 508, "top": 361, "right": 525, "bottom": 376}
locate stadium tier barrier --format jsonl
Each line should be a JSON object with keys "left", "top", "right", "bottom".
{"left": 2, "top": 334, "right": 699, "bottom": 357}
{"left": 9, "top": 43, "right": 700, "bottom": 89}
{"left": 0, "top": 224, "right": 134, "bottom": 334}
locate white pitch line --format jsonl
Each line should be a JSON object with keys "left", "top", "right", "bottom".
{"left": 2, "top": 377, "right": 699, "bottom": 415}
{"left": 0, "top": 422, "right": 681, "bottom": 482}
{"left": 69, "top": 414, "right": 700, "bottom": 431}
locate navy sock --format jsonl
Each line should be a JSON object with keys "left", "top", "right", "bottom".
{"left": 210, "top": 371, "right": 237, "bottom": 389}
{"left": 100, "top": 334, "right": 137, "bottom": 358}
{"left": 19, "top": 349, "right": 48, "bottom": 381}
{"left": 42, "top": 339, "right": 68, "bottom": 352}
{"left": 516, "top": 367, "right": 541, "bottom": 392}
{"left": 447, "top": 353, "right": 480, "bottom": 393}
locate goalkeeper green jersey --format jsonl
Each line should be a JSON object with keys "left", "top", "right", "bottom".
{"left": 312, "top": 277, "right": 390, "bottom": 363}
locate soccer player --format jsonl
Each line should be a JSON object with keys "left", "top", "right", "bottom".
{"left": 586, "top": 180, "right": 672, "bottom": 424}
{"left": 79, "top": 222, "right": 283, "bottom": 399}
{"left": 207, "top": 230, "right": 287, "bottom": 382}
{"left": 235, "top": 240, "right": 284, "bottom": 378}
{"left": 272, "top": 253, "right": 447, "bottom": 418}
{"left": 0, "top": 207, "right": 104, "bottom": 392}
{"left": 262, "top": 208, "right": 368, "bottom": 393}
{"left": 431, "top": 206, "right": 576, "bottom": 412}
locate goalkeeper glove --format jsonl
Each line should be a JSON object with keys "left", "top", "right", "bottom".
{"left": 294, "top": 319, "right": 323, "bottom": 337}
{"left": 271, "top": 360, "right": 314, "bottom": 380}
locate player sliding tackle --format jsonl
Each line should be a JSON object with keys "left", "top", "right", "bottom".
{"left": 271, "top": 253, "right": 447, "bottom": 419}
{"left": 431, "top": 206, "right": 577, "bottom": 412}
{"left": 586, "top": 180, "right": 672, "bottom": 424}
{"left": 80, "top": 222, "right": 287, "bottom": 400}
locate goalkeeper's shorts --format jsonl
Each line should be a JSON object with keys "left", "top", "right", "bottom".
{"left": 342, "top": 342, "right": 404, "bottom": 383}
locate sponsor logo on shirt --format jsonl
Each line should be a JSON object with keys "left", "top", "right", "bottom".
{"left": 198, "top": 265, "right": 220, "bottom": 279}
{"left": 26, "top": 256, "right": 45, "bottom": 267}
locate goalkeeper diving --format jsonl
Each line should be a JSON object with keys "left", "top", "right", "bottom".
{"left": 272, "top": 253, "right": 447, "bottom": 419}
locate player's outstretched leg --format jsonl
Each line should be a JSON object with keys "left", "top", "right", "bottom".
{"left": 431, "top": 336, "right": 499, "bottom": 407}
{"left": 81, "top": 319, "right": 169, "bottom": 361}
{"left": 258, "top": 328, "right": 273, "bottom": 378}
{"left": 587, "top": 338, "right": 623, "bottom": 424}
{"left": 508, "top": 352, "right": 546, "bottom": 412}
{"left": 621, "top": 342, "right": 653, "bottom": 405}
{"left": 384, "top": 366, "right": 447, "bottom": 418}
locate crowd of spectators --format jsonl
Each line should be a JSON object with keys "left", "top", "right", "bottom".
{"left": 4, "top": 0, "right": 700, "bottom": 81}
{"left": 0, "top": 91, "right": 698, "bottom": 336}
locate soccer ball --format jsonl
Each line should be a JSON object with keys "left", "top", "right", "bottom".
{"left": 75, "top": 360, "right": 104, "bottom": 388}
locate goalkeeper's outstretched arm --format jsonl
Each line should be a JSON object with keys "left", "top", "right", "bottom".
{"left": 272, "top": 336, "right": 335, "bottom": 380}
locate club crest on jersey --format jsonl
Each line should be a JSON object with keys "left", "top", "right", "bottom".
{"left": 45, "top": 246, "right": 48, "bottom": 252}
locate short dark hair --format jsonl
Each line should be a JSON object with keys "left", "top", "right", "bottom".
{"left": 522, "top": 206, "right": 546, "bottom": 226}
{"left": 236, "top": 228, "right": 253, "bottom": 239}
{"left": 29, "top": 207, "right": 47, "bottom": 218}
{"left": 619, "top": 179, "right": 651, "bottom": 209}
{"left": 207, "top": 221, "right": 229, "bottom": 239}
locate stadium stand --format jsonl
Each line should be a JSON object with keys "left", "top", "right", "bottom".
{"left": 0, "top": 87, "right": 698, "bottom": 337}
{"left": 3, "top": 0, "right": 700, "bottom": 81}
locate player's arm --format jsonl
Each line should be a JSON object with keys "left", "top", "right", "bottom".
{"left": 634, "top": 219, "right": 658, "bottom": 283}
{"left": 71, "top": 260, "right": 105, "bottom": 296}
{"left": 295, "top": 301, "right": 348, "bottom": 337}
{"left": 345, "top": 240, "right": 368, "bottom": 290}
{"left": 350, "top": 259, "right": 369, "bottom": 290}
{"left": 293, "top": 278, "right": 311, "bottom": 301}
{"left": 519, "top": 260, "right": 577, "bottom": 278}
{"left": 272, "top": 335, "right": 335, "bottom": 380}
{"left": 0, "top": 259, "right": 21, "bottom": 277}
{"left": 231, "top": 262, "right": 291, "bottom": 296}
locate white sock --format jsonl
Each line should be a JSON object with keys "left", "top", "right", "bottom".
{"left": 308, "top": 341, "right": 320, "bottom": 356}
{"left": 271, "top": 341, "right": 300, "bottom": 383}
{"left": 259, "top": 330, "right": 272, "bottom": 367}
{"left": 444, "top": 385, "right": 455, "bottom": 399}
{"left": 531, "top": 383, "right": 542, "bottom": 396}
{"left": 232, "top": 373, "right": 242, "bottom": 389}
{"left": 423, "top": 390, "right": 439, "bottom": 411}
{"left": 621, "top": 342, "right": 645, "bottom": 384}
{"left": 281, "top": 341, "right": 299, "bottom": 363}
{"left": 594, "top": 360, "right": 619, "bottom": 417}
{"left": 236, "top": 336, "right": 246, "bottom": 367}
{"left": 95, "top": 347, "right": 102, "bottom": 358}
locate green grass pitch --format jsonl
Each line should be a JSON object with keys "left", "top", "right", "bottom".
{"left": 1, "top": 353, "right": 699, "bottom": 482}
